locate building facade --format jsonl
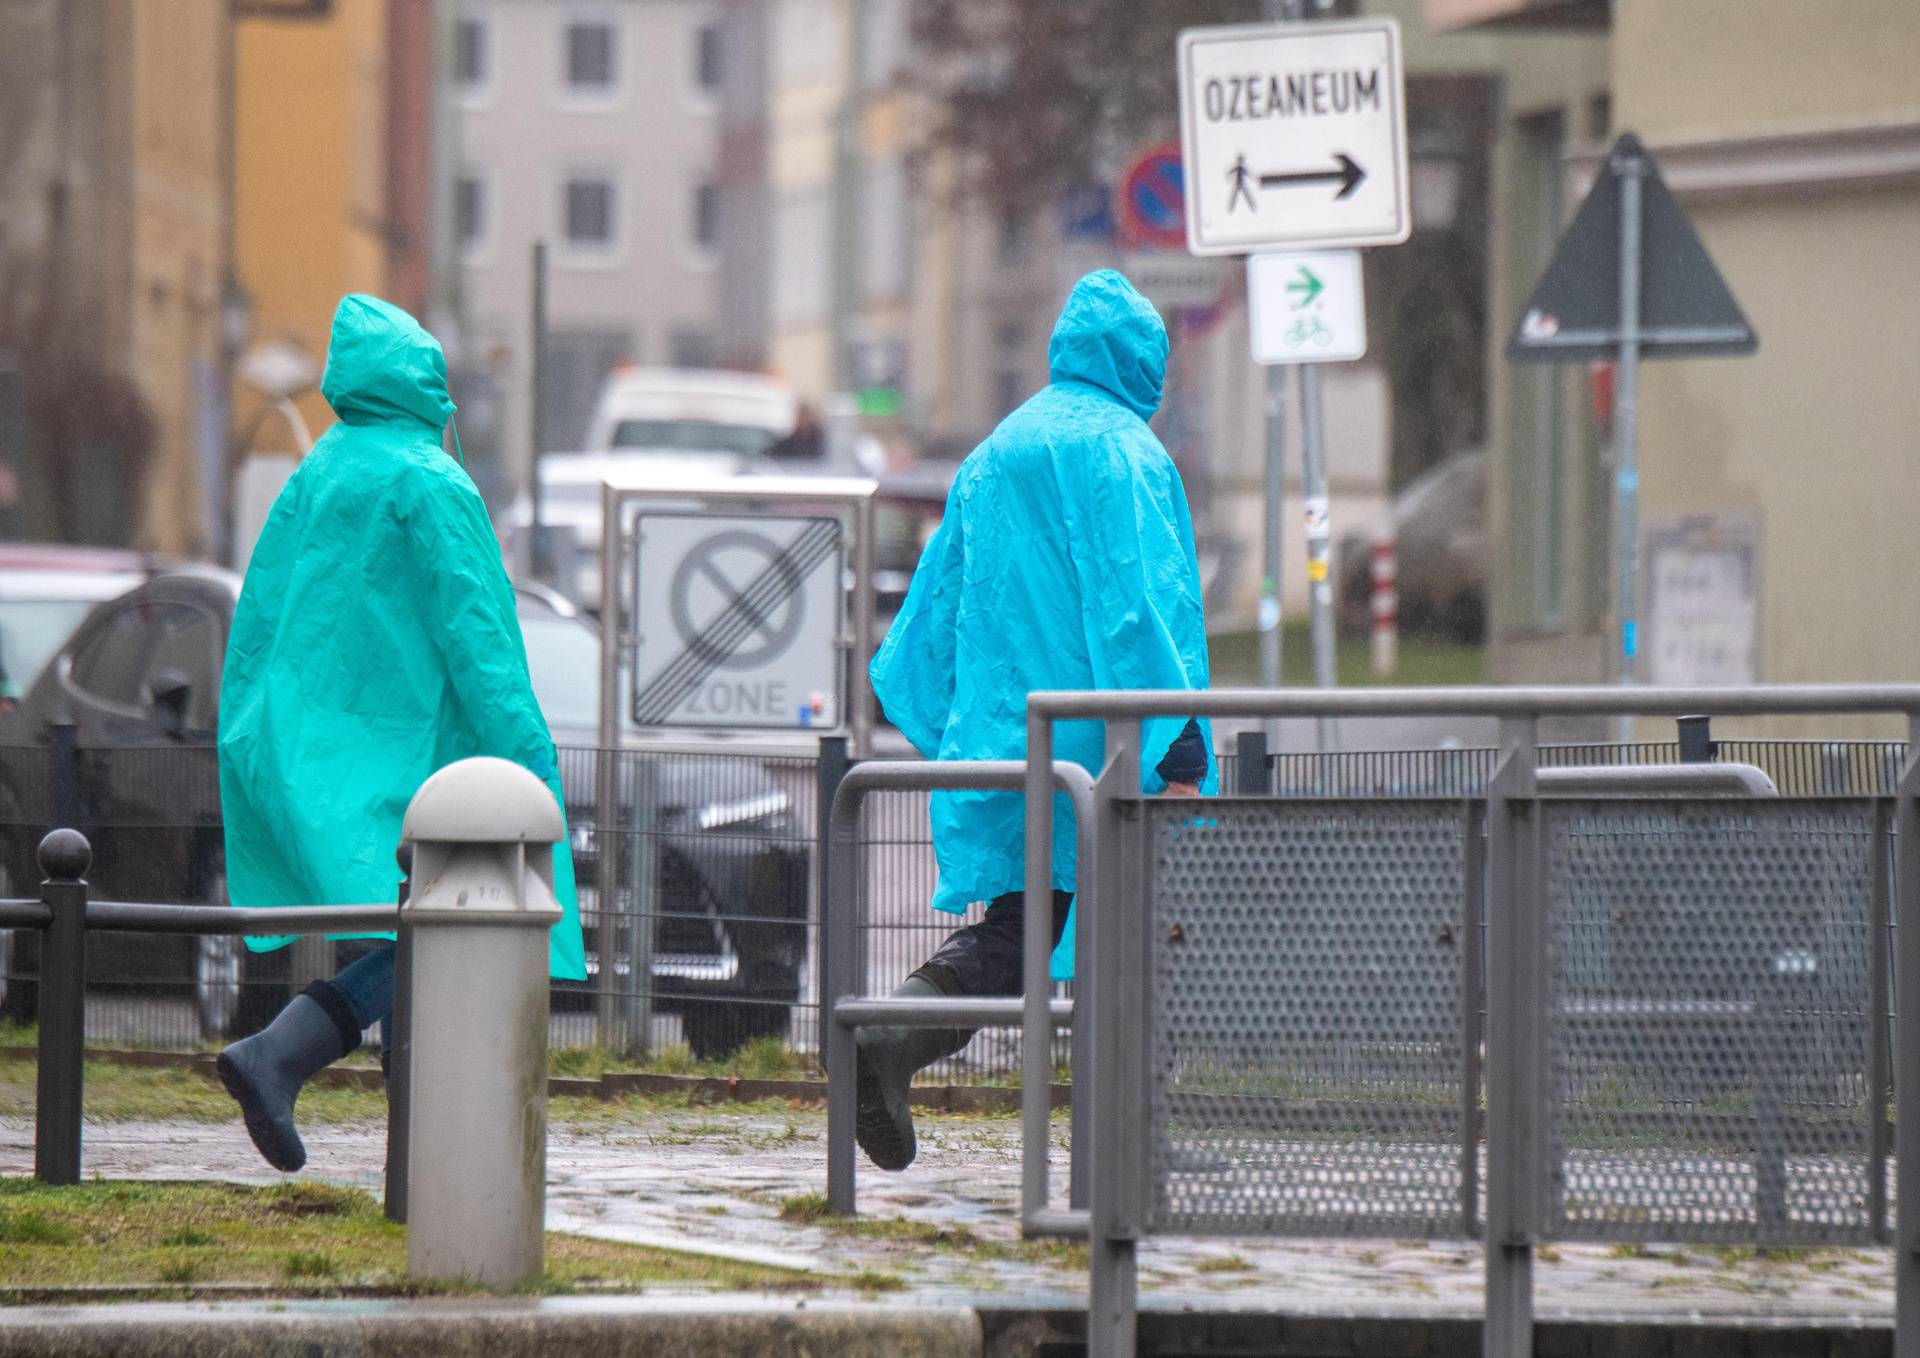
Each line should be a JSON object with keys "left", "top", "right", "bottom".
{"left": 452, "top": 0, "right": 727, "bottom": 502}
{"left": 1439, "top": 0, "right": 1920, "bottom": 735}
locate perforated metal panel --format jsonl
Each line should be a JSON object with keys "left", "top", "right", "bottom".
{"left": 1545, "top": 799, "right": 1881, "bottom": 1245}
{"left": 1146, "top": 801, "right": 1472, "bottom": 1237}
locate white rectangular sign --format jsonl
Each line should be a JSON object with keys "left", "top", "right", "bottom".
{"left": 1124, "top": 252, "right": 1229, "bottom": 312}
{"left": 1248, "top": 250, "right": 1366, "bottom": 364}
{"left": 1177, "top": 19, "right": 1410, "bottom": 256}
{"left": 631, "top": 512, "right": 844, "bottom": 730}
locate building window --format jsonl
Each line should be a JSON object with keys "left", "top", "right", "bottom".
{"left": 565, "top": 20, "right": 618, "bottom": 93}
{"left": 996, "top": 207, "right": 1030, "bottom": 266}
{"left": 456, "top": 173, "right": 488, "bottom": 256}
{"left": 695, "top": 24, "right": 722, "bottom": 93}
{"left": 692, "top": 182, "right": 720, "bottom": 251}
{"left": 455, "top": 18, "right": 488, "bottom": 89}
{"left": 563, "top": 176, "right": 617, "bottom": 253}
{"left": 994, "top": 370, "right": 1024, "bottom": 418}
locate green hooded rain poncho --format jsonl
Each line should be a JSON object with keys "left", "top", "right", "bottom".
{"left": 219, "top": 294, "right": 587, "bottom": 980}
{"left": 870, "top": 270, "right": 1214, "bottom": 980}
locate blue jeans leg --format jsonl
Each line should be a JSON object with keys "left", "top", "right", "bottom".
{"left": 325, "top": 943, "right": 396, "bottom": 1062}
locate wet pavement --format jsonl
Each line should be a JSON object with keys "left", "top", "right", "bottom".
{"left": 0, "top": 1104, "right": 1895, "bottom": 1322}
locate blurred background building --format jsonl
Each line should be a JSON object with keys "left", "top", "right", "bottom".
{"left": 0, "top": 0, "right": 1914, "bottom": 715}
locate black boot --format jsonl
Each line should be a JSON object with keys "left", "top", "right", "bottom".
{"left": 855, "top": 975, "right": 970, "bottom": 1171}
{"left": 216, "top": 982, "right": 360, "bottom": 1172}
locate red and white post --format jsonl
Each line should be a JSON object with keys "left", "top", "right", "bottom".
{"left": 1369, "top": 533, "right": 1397, "bottom": 677}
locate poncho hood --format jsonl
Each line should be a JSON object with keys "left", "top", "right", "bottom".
{"left": 319, "top": 294, "right": 458, "bottom": 431}
{"left": 1045, "top": 269, "right": 1168, "bottom": 421}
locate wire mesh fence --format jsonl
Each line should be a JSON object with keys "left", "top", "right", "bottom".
{"left": 0, "top": 732, "right": 1910, "bottom": 1085}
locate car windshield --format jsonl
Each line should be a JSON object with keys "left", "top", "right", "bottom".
{"left": 611, "top": 419, "right": 778, "bottom": 457}
{"left": 0, "top": 600, "right": 99, "bottom": 693}
{"left": 518, "top": 611, "right": 619, "bottom": 731}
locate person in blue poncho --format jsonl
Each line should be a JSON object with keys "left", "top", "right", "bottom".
{"left": 861, "top": 270, "right": 1213, "bottom": 1171}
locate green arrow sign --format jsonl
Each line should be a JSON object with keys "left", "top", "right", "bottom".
{"left": 1286, "top": 267, "right": 1324, "bottom": 308}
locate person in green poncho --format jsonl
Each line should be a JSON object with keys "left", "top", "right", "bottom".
{"left": 215, "top": 294, "right": 586, "bottom": 1173}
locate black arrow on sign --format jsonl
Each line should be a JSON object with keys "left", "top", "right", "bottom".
{"left": 1259, "top": 153, "right": 1366, "bottom": 201}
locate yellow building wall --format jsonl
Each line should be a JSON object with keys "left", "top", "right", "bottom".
{"left": 233, "top": 0, "right": 394, "bottom": 453}
{"left": 1610, "top": 0, "right": 1920, "bottom": 735}
{"left": 128, "top": 0, "right": 228, "bottom": 555}
{"left": 1614, "top": 0, "right": 1920, "bottom": 139}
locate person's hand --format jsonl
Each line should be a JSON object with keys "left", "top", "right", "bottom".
{"left": 1159, "top": 780, "right": 1201, "bottom": 798}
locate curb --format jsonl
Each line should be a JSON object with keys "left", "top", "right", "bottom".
{"left": 1, "top": 1047, "right": 1073, "bottom": 1112}
{"left": 0, "top": 1297, "right": 983, "bottom": 1358}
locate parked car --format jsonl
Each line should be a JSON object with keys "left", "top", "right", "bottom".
{"left": 1337, "top": 450, "right": 1488, "bottom": 644}
{"left": 0, "top": 567, "right": 252, "bottom": 1032}
{"left": 0, "top": 569, "right": 809, "bottom": 1058}
{"left": 0, "top": 545, "right": 160, "bottom": 707}
{"left": 515, "top": 587, "right": 810, "bottom": 1058}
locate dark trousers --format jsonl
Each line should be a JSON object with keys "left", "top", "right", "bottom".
{"left": 912, "top": 889, "right": 1074, "bottom": 998}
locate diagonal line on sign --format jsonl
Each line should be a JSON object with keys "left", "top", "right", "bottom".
{"left": 633, "top": 520, "right": 840, "bottom": 725}
{"left": 694, "top": 558, "right": 781, "bottom": 643}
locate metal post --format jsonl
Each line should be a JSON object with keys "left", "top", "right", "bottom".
{"left": 384, "top": 845, "right": 413, "bottom": 1225}
{"left": 1298, "top": 364, "right": 1338, "bottom": 752}
{"left": 1676, "top": 714, "right": 1712, "bottom": 764}
{"left": 1611, "top": 149, "right": 1646, "bottom": 744}
{"left": 1484, "top": 715, "right": 1540, "bottom": 1358}
{"left": 33, "top": 830, "right": 89, "bottom": 1186}
{"left": 1754, "top": 957, "right": 1791, "bottom": 1237}
{"left": 1234, "top": 729, "right": 1270, "bottom": 796}
{"left": 622, "top": 759, "right": 658, "bottom": 1056}
{"left": 824, "top": 746, "right": 862, "bottom": 1215}
{"left": 828, "top": 0, "right": 870, "bottom": 395}
{"left": 1086, "top": 722, "right": 1140, "bottom": 1358}
{"left": 1258, "top": 362, "right": 1288, "bottom": 750}
{"left": 1024, "top": 712, "right": 1060, "bottom": 1223}
{"left": 49, "top": 721, "right": 79, "bottom": 832}
{"left": 1893, "top": 713, "right": 1920, "bottom": 1356}
{"left": 851, "top": 495, "right": 877, "bottom": 756}
{"left": 529, "top": 239, "right": 550, "bottom": 583}
{"left": 596, "top": 482, "right": 621, "bottom": 1048}
{"left": 815, "top": 735, "right": 851, "bottom": 1064}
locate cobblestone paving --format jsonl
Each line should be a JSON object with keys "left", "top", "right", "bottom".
{"left": 0, "top": 1108, "right": 1893, "bottom": 1321}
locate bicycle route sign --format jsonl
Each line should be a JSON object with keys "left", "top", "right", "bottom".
{"left": 1247, "top": 249, "right": 1367, "bottom": 364}
{"left": 1176, "top": 18, "right": 1409, "bottom": 256}
{"left": 630, "top": 512, "right": 844, "bottom": 731}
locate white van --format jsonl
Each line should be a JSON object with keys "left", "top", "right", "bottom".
{"left": 499, "top": 368, "right": 800, "bottom": 603}
{"left": 584, "top": 366, "right": 798, "bottom": 459}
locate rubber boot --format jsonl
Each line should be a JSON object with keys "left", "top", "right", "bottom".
{"left": 855, "top": 974, "right": 971, "bottom": 1171}
{"left": 216, "top": 983, "right": 360, "bottom": 1172}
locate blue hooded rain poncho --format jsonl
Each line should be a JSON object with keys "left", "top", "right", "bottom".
{"left": 219, "top": 294, "right": 587, "bottom": 980}
{"left": 870, "top": 270, "right": 1215, "bottom": 979}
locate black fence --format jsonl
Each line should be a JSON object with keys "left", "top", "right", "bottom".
{"left": 0, "top": 726, "right": 1909, "bottom": 1079}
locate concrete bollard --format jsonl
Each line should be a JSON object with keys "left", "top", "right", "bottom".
{"left": 399, "top": 757, "right": 563, "bottom": 1289}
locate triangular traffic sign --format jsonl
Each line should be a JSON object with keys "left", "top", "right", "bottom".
{"left": 1508, "top": 133, "right": 1757, "bottom": 362}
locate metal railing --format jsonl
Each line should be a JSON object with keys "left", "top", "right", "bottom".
{"left": 0, "top": 828, "right": 405, "bottom": 1210}
{"left": 1008, "top": 684, "right": 1920, "bottom": 1358}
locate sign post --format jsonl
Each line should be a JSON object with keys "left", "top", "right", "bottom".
{"left": 1178, "top": 12, "right": 1407, "bottom": 752}
{"left": 1507, "top": 132, "right": 1757, "bottom": 738}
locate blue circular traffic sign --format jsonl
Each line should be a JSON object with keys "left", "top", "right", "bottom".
{"left": 1120, "top": 144, "right": 1187, "bottom": 252}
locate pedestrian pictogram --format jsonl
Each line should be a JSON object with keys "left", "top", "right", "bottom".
{"left": 1177, "top": 19, "right": 1409, "bottom": 255}
{"left": 631, "top": 513, "right": 844, "bottom": 730}
{"left": 1247, "top": 249, "right": 1366, "bottom": 365}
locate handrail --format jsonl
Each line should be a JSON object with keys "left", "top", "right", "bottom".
{"left": 1029, "top": 682, "right": 1920, "bottom": 720}
{"left": 1535, "top": 762, "right": 1778, "bottom": 797}
{"left": 823, "top": 757, "right": 1095, "bottom": 1239}
{"left": 0, "top": 900, "right": 51, "bottom": 929}
{"left": 83, "top": 901, "right": 398, "bottom": 934}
